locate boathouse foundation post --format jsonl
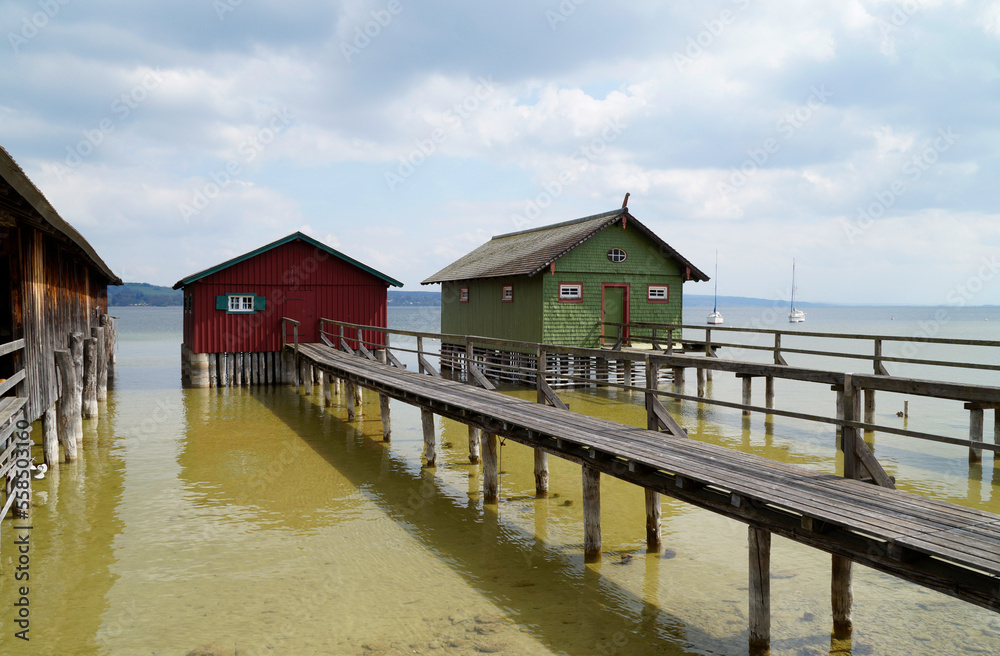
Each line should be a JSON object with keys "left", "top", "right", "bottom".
{"left": 468, "top": 425, "right": 480, "bottom": 463}
{"left": 345, "top": 382, "right": 356, "bottom": 421}
{"left": 42, "top": 403, "right": 58, "bottom": 466}
{"left": 69, "top": 332, "right": 84, "bottom": 443}
{"left": 92, "top": 326, "right": 107, "bottom": 401}
{"left": 54, "top": 350, "right": 78, "bottom": 461}
{"left": 82, "top": 337, "right": 98, "bottom": 418}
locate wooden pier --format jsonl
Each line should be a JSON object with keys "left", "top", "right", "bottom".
{"left": 289, "top": 336, "right": 1000, "bottom": 653}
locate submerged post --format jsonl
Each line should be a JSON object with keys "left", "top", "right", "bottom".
{"left": 533, "top": 346, "right": 550, "bottom": 495}
{"left": 468, "top": 425, "right": 480, "bottom": 463}
{"left": 376, "top": 350, "right": 390, "bottom": 441}
{"left": 864, "top": 389, "right": 876, "bottom": 427}
{"left": 483, "top": 433, "right": 499, "bottom": 503}
{"left": 583, "top": 466, "right": 601, "bottom": 563}
{"left": 832, "top": 555, "right": 854, "bottom": 638}
{"left": 748, "top": 526, "right": 771, "bottom": 655}
{"left": 82, "top": 337, "right": 98, "bottom": 418}
{"left": 92, "top": 326, "right": 107, "bottom": 401}
{"left": 765, "top": 376, "right": 775, "bottom": 411}
{"left": 70, "top": 332, "right": 84, "bottom": 443}
{"left": 54, "top": 350, "right": 78, "bottom": 461}
{"left": 421, "top": 409, "right": 436, "bottom": 467}
{"left": 696, "top": 368, "right": 706, "bottom": 397}
{"left": 322, "top": 371, "right": 332, "bottom": 407}
{"left": 969, "top": 405, "right": 984, "bottom": 463}
{"left": 42, "top": 403, "right": 58, "bottom": 466}
{"left": 346, "top": 382, "right": 356, "bottom": 421}
{"left": 644, "top": 357, "right": 662, "bottom": 551}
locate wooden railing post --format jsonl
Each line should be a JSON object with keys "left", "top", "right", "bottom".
{"left": 705, "top": 328, "right": 712, "bottom": 356}
{"left": 417, "top": 336, "right": 425, "bottom": 374}
{"left": 773, "top": 333, "right": 782, "bottom": 365}
{"left": 533, "top": 345, "right": 549, "bottom": 496}
{"left": 644, "top": 355, "right": 662, "bottom": 552}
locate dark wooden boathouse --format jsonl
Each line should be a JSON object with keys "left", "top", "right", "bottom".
{"left": 173, "top": 231, "right": 402, "bottom": 387}
{"left": 1, "top": 145, "right": 121, "bottom": 515}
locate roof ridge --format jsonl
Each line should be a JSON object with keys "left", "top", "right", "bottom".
{"left": 492, "top": 208, "right": 624, "bottom": 240}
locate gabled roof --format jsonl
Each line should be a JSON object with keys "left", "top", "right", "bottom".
{"left": 0, "top": 145, "right": 122, "bottom": 284}
{"left": 172, "top": 231, "right": 403, "bottom": 289}
{"left": 421, "top": 208, "right": 709, "bottom": 284}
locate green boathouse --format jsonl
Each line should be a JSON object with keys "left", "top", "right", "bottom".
{"left": 422, "top": 207, "right": 708, "bottom": 362}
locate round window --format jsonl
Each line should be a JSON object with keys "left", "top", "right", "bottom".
{"left": 607, "top": 248, "right": 627, "bottom": 263}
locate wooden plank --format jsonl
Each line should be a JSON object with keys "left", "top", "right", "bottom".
{"left": 0, "top": 396, "right": 27, "bottom": 426}
{"left": 0, "top": 370, "right": 26, "bottom": 397}
{"left": 0, "top": 339, "right": 25, "bottom": 358}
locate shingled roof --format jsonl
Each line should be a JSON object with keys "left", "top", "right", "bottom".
{"left": 421, "top": 208, "right": 708, "bottom": 284}
{"left": 0, "top": 145, "right": 121, "bottom": 284}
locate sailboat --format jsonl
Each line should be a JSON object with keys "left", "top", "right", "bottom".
{"left": 707, "top": 250, "right": 723, "bottom": 325}
{"left": 788, "top": 259, "right": 806, "bottom": 323}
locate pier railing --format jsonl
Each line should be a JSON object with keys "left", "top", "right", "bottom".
{"left": 601, "top": 320, "right": 1000, "bottom": 379}
{"left": 313, "top": 319, "right": 1000, "bottom": 471}
{"left": 0, "top": 338, "right": 28, "bottom": 519}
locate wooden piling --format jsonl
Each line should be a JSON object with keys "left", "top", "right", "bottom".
{"left": 42, "top": 403, "right": 58, "bottom": 466}
{"left": 54, "top": 350, "right": 78, "bottom": 461}
{"left": 741, "top": 375, "right": 752, "bottom": 416}
{"left": 468, "top": 425, "right": 481, "bottom": 463}
{"left": 864, "top": 389, "right": 876, "bottom": 426}
{"left": 208, "top": 353, "right": 218, "bottom": 388}
{"left": 748, "top": 526, "right": 771, "bottom": 655}
{"left": 483, "top": 432, "right": 499, "bottom": 503}
{"left": 91, "top": 326, "right": 107, "bottom": 401}
{"left": 696, "top": 368, "right": 706, "bottom": 397}
{"left": 672, "top": 367, "right": 684, "bottom": 394}
{"left": 421, "top": 409, "right": 436, "bottom": 467}
{"left": 379, "top": 394, "right": 391, "bottom": 441}
{"left": 832, "top": 555, "right": 854, "bottom": 637}
{"left": 583, "top": 466, "right": 601, "bottom": 563}
{"left": 644, "top": 488, "right": 661, "bottom": 552}
{"left": 235, "top": 352, "right": 244, "bottom": 387}
{"left": 82, "top": 337, "right": 98, "bottom": 418}
{"left": 835, "top": 386, "right": 845, "bottom": 439}
{"left": 100, "top": 314, "right": 116, "bottom": 383}
{"left": 69, "top": 332, "right": 84, "bottom": 443}
{"left": 354, "top": 382, "right": 363, "bottom": 407}
{"left": 534, "top": 448, "right": 549, "bottom": 496}
{"left": 346, "top": 382, "right": 356, "bottom": 421}
{"left": 970, "top": 406, "right": 984, "bottom": 463}
{"left": 765, "top": 376, "right": 775, "bottom": 410}
{"left": 623, "top": 360, "right": 633, "bottom": 387}
{"left": 301, "top": 361, "right": 313, "bottom": 395}
{"left": 322, "top": 371, "right": 332, "bottom": 406}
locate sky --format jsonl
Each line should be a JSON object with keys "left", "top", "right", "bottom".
{"left": 2, "top": 0, "right": 999, "bottom": 306}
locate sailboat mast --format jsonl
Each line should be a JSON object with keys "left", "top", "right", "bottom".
{"left": 790, "top": 259, "right": 796, "bottom": 312}
{"left": 713, "top": 250, "right": 718, "bottom": 313}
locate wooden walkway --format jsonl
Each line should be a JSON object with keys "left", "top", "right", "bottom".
{"left": 294, "top": 340, "right": 1000, "bottom": 648}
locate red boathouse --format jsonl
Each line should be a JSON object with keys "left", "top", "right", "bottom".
{"left": 173, "top": 232, "right": 402, "bottom": 387}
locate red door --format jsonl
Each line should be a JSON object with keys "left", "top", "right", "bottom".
{"left": 283, "top": 290, "right": 316, "bottom": 343}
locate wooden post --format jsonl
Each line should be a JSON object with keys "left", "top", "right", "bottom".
{"left": 235, "top": 353, "right": 244, "bottom": 387}
{"left": 995, "top": 409, "right": 1000, "bottom": 450}
{"left": 843, "top": 376, "right": 861, "bottom": 480}
{"left": 483, "top": 433, "right": 499, "bottom": 503}
{"left": 375, "top": 351, "right": 390, "bottom": 441}
{"left": 208, "top": 353, "right": 218, "bottom": 388}
{"left": 832, "top": 555, "right": 854, "bottom": 638}
{"left": 864, "top": 389, "right": 876, "bottom": 426}
{"left": 354, "top": 382, "right": 363, "bottom": 408}
{"left": 92, "top": 326, "right": 107, "bottom": 401}
{"left": 672, "top": 367, "right": 684, "bottom": 394}
{"left": 301, "top": 361, "right": 312, "bottom": 395}
{"left": 623, "top": 359, "right": 633, "bottom": 388}
{"left": 82, "top": 337, "right": 98, "bottom": 418}
{"left": 468, "top": 425, "right": 481, "bottom": 463}
{"left": 69, "top": 332, "right": 84, "bottom": 443}
{"left": 334, "top": 376, "right": 341, "bottom": 396}
{"left": 583, "top": 466, "right": 601, "bottom": 563}
{"left": 421, "top": 409, "right": 436, "bottom": 467}
{"left": 322, "top": 371, "right": 332, "bottom": 406}
{"left": 645, "top": 488, "right": 661, "bottom": 553}
{"left": 534, "top": 448, "right": 549, "bottom": 496}
{"left": 970, "top": 407, "right": 984, "bottom": 463}
{"left": 645, "top": 357, "right": 662, "bottom": 551}
{"left": 42, "top": 403, "right": 58, "bottom": 466}
{"left": 54, "top": 350, "right": 78, "bottom": 461}
{"left": 765, "top": 377, "right": 775, "bottom": 411}
{"left": 748, "top": 526, "right": 771, "bottom": 655}
{"left": 741, "top": 375, "right": 752, "bottom": 416}
{"left": 100, "top": 314, "right": 117, "bottom": 383}
{"left": 696, "top": 368, "right": 706, "bottom": 397}
{"left": 345, "top": 382, "right": 356, "bottom": 421}
{"left": 533, "top": 346, "right": 549, "bottom": 495}
{"left": 834, "top": 385, "right": 844, "bottom": 440}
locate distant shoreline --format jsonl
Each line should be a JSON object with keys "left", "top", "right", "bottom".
{"left": 106, "top": 283, "right": 996, "bottom": 309}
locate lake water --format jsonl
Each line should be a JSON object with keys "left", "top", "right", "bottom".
{"left": 3, "top": 304, "right": 1000, "bottom": 655}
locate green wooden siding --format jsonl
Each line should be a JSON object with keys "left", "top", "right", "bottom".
{"left": 440, "top": 276, "right": 543, "bottom": 347}
{"left": 541, "top": 223, "right": 685, "bottom": 347}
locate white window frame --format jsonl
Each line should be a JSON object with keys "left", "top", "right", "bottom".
{"left": 502, "top": 285, "right": 513, "bottom": 302}
{"left": 559, "top": 283, "right": 583, "bottom": 301}
{"left": 647, "top": 285, "right": 668, "bottom": 302}
{"left": 607, "top": 248, "right": 627, "bottom": 263}
{"left": 459, "top": 287, "right": 469, "bottom": 303}
{"left": 228, "top": 295, "right": 256, "bottom": 313}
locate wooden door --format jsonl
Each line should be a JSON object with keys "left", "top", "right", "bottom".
{"left": 283, "top": 290, "right": 316, "bottom": 343}
{"left": 602, "top": 284, "right": 629, "bottom": 345}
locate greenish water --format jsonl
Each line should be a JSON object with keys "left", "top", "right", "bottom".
{"left": 3, "top": 305, "right": 1000, "bottom": 655}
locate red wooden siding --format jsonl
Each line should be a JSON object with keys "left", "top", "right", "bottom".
{"left": 182, "top": 239, "right": 389, "bottom": 353}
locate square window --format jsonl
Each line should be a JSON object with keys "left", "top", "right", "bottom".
{"left": 647, "top": 285, "right": 668, "bottom": 302}
{"left": 228, "top": 295, "right": 256, "bottom": 313}
{"left": 459, "top": 287, "right": 469, "bottom": 303}
{"left": 502, "top": 285, "right": 513, "bottom": 302}
{"left": 559, "top": 283, "right": 583, "bottom": 301}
